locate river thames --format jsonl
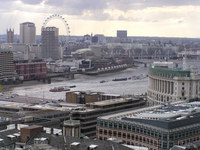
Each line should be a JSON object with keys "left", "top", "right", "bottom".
{"left": 11, "top": 67, "right": 148, "bottom": 100}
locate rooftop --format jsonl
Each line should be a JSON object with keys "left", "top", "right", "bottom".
{"left": 149, "top": 66, "right": 191, "bottom": 78}
{"left": 99, "top": 101, "right": 200, "bottom": 130}
{"left": 87, "top": 98, "right": 139, "bottom": 107}
{"left": 72, "top": 48, "right": 92, "bottom": 54}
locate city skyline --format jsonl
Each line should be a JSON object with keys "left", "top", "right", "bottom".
{"left": 1, "top": 0, "right": 200, "bottom": 38}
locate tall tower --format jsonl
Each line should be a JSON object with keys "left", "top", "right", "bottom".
{"left": 41, "top": 27, "right": 59, "bottom": 60}
{"left": 7, "top": 29, "right": 14, "bottom": 43}
{"left": 20, "top": 22, "right": 36, "bottom": 44}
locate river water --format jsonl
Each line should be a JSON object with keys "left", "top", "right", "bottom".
{"left": 11, "top": 67, "right": 148, "bottom": 100}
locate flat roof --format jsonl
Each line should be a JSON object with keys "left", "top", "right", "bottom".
{"left": 98, "top": 101, "right": 185, "bottom": 120}
{"left": 99, "top": 101, "right": 200, "bottom": 130}
{"left": 88, "top": 98, "right": 137, "bottom": 106}
{"left": 21, "top": 125, "right": 42, "bottom": 130}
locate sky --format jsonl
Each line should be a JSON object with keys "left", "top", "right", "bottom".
{"left": 1, "top": 0, "right": 200, "bottom": 38}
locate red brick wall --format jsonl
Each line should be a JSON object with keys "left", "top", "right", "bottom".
{"left": 15, "top": 62, "right": 47, "bottom": 80}
{"left": 97, "top": 127, "right": 159, "bottom": 150}
{"left": 20, "top": 126, "right": 43, "bottom": 143}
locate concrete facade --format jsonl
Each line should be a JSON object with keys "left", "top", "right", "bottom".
{"left": 147, "top": 62, "right": 200, "bottom": 105}
{"left": 41, "top": 27, "right": 59, "bottom": 60}
{"left": 20, "top": 22, "right": 36, "bottom": 44}
{"left": 0, "top": 51, "right": 18, "bottom": 81}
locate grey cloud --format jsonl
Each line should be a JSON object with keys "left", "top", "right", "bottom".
{"left": 0, "top": 0, "right": 41, "bottom": 3}
{"left": 0, "top": 0, "right": 199, "bottom": 22}
{"left": 45, "top": 0, "right": 200, "bottom": 12}
{"left": 46, "top": 0, "right": 107, "bottom": 15}
{"left": 20, "top": 0, "right": 44, "bottom": 5}
{"left": 107, "top": 0, "right": 200, "bottom": 11}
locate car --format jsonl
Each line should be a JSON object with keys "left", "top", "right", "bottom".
{"left": 5, "top": 97, "right": 10, "bottom": 99}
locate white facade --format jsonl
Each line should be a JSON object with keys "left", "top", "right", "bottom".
{"left": 20, "top": 22, "right": 36, "bottom": 44}
{"left": 147, "top": 63, "right": 200, "bottom": 105}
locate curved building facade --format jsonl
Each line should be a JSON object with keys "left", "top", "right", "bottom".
{"left": 147, "top": 62, "right": 200, "bottom": 105}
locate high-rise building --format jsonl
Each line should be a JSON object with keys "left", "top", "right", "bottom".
{"left": 117, "top": 30, "right": 127, "bottom": 38}
{"left": 41, "top": 27, "right": 59, "bottom": 60}
{"left": 20, "top": 22, "right": 36, "bottom": 44}
{"left": 7, "top": 29, "right": 14, "bottom": 43}
{"left": 0, "top": 51, "right": 18, "bottom": 81}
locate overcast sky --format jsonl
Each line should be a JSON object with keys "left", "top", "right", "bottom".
{"left": 1, "top": 0, "right": 200, "bottom": 37}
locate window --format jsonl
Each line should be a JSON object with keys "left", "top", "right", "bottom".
{"left": 123, "top": 125, "right": 127, "bottom": 130}
{"left": 113, "top": 131, "right": 117, "bottom": 137}
{"left": 139, "top": 136, "right": 142, "bottom": 142}
{"left": 114, "top": 123, "right": 117, "bottom": 129}
{"left": 123, "top": 133, "right": 126, "bottom": 138}
{"left": 119, "top": 124, "right": 122, "bottom": 130}
{"left": 136, "top": 135, "right": 138, "bottom": 141}
{"left": 108, "top": 130, "right": 112, "bottom": 136}
{"left": 104, "top": 130, "right": 107, "bottom": 135}
{"left": 104, "top": 122, "right": 108, "bottom": 127}
{"left": 132, "top": 135, "right": 134, "bottom": 140}
{"left": 109, "top": 122, "right": 113, "bottom": 128}
{"left": 99, "top": 129, "right": 102, "bottom": 134}
{"left": 118, "top": 132, "right": 121, "bottom": 137}
{"left": 128, "top": 125, "right": 131, "bottom": 131}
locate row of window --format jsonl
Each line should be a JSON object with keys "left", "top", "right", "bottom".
{"left": 97, "top": 121, "right": 200, "bottom": 140}
{"left": 99, "top": 136, "right": 158, "bottom": 150}
{"left": 98, "top": 129, "right": 159, "bottom": 146}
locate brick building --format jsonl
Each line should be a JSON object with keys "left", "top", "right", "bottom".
{"left": 66, "top": 91, "right": 121, "bottom": 104}
{"left": 97, "top": 101, "right": 200, "bottom": 150}
{"left": 15, "top": 60, "right": 47, "bottom": 80}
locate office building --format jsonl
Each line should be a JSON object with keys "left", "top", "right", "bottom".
{"left": 66, "top": 91, "right": 121, "bottom": 104}
{"left": 147, "top": 62, "right": 200, "bottom": 105}
{"left": 41, "top": 27, "right": 59, "bottom": 60}
{"left": 15, "top": 59, "right": 47, "bottom": 80}
{"left": 117, "top": 30, "right": 127, "bottom": 38}
{"left": 72, "top": 98, "right": 146, "bottom": 138}
{"left": 97, "top": 101, "right": 200, "bottom": 150}
{"left": 7, "top": 29, "right": 14, "bottom": 43}
{"left": 0, "top": 51, "right": 18, "bottom": 82}
{"left": 20, "top": 22, "right": 36, "bottom": 44}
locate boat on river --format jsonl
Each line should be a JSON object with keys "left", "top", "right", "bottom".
{"left": 49, "top": 86, "right": 70, "bottom": 92}
{"left": 112, "top": 78, "right": 127, "bottom": 81}
{"left": 69, "top": 85, "right": 76, "bottom": 88}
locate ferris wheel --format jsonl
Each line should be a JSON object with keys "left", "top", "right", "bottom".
{"left": 42, "top": 14, "right": 71, "bottom": 37}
